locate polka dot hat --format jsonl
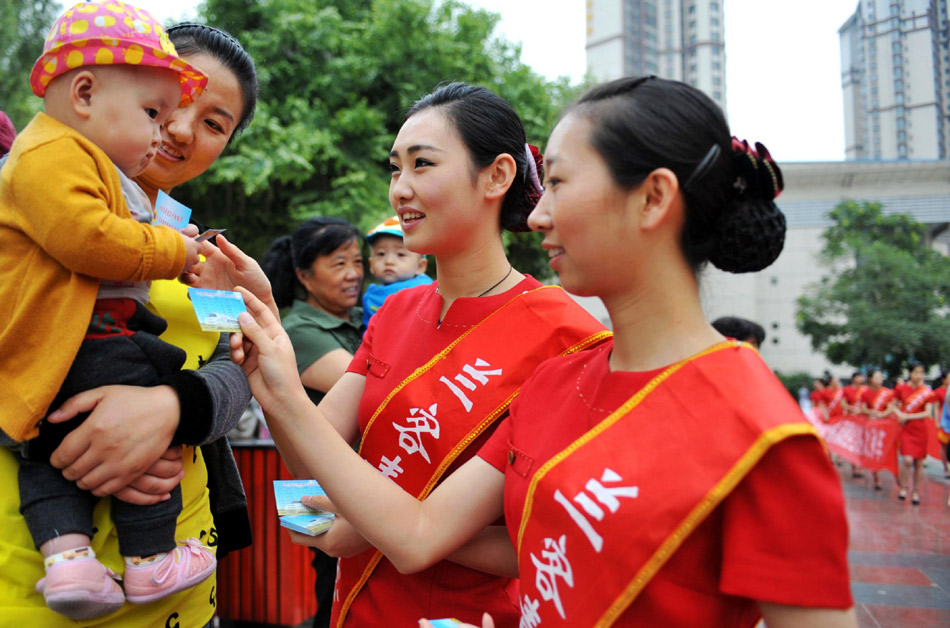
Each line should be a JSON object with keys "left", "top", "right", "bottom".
{"left": 30, "top": 1, "right": 208, "bottom": 106}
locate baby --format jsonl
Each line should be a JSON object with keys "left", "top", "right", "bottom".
{"left": 0, "top": 1, "right": 214, "bottom": 620}
{"left": 362, "top": 216, "right": 433, "bottom": 327}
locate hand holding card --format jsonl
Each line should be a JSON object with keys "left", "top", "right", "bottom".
{"left": 274, "top": 480, "right": 335, "bottom": 536}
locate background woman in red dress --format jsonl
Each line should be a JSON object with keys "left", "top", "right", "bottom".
{"left": 892, "top": 363, "right": 934, "bottom": 505}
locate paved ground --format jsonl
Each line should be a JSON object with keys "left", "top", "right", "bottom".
{"left": 837, "top": 458, "right": 950, "bottom": 628}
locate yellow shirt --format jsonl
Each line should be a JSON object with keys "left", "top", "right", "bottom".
{"left": 0, "top": 280, "right": 218, "bottom": 627}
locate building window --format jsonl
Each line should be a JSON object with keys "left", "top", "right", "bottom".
{"left": 689, "top": 64, "right": 697, "bottom": 73}
{"left": 771, "top": 322, "right": 779, "bottom": 329}
{"left": 689, "top": 5, "right": 696, "bottom": 14}
{"left": 771, "top": 337, "right": 780, "bottom": 345}
{"left": 770, "top": 276, "right": 778, "bottom": 285}
{"left": 713, "top": 90, "right": 722, "bottom": 100}
{"left": 712, "top": 61, "right": 721, "bottom": 70}
{"left": 713, "top": 77, "right": 721, "bottom": 86}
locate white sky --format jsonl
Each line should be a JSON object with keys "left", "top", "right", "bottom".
{"left": 141, "top": 0, "right": 860, "bottom": 162}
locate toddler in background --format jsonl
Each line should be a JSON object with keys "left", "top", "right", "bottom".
{"left": 362, "top": 216, "right": 432, "bottom": 327}
{"left": 0, "top": 1, "right": 214, "bottom": 620}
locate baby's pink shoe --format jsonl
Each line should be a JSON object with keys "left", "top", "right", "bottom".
{"left": 123, "top": 538, "right": 216, "bottom": 604}
{"left": 36, "top": 548, "right": 125, "bottom": 620}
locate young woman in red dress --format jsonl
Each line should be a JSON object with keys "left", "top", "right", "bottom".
{"left": 892, "top": 363, "right": 934, "bottom": 505}
{"left": 234, "top": 77, "right": 855, "bottom": 627}
{"left": 859, "top": 369, "right": 895, "bottom": 490}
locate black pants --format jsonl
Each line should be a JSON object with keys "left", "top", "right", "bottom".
{"left": 18, "top": 303, "right": 187, "bottom": 557}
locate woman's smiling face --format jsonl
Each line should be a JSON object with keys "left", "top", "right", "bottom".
{"left": 136, "top": 52, "right": 244, "bottom": 193}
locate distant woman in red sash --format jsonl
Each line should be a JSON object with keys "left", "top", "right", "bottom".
{"left": 238, "top": 83, "right": 607, "bottom": 627}
{"left": 234, "top": 77, "right": 854, "bottom": 627}
{"left": 860, "top": 369, "right": 895, "bottom": 491}
{"left": 893, "top": 362, "right": 934, "bottom": 505}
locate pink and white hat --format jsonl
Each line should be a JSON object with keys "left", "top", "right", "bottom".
{"left": 30, "top": 1, "right": 208, "bottom": 106}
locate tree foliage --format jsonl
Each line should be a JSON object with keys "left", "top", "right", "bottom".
{"left": 0, "top": 0, "right": 60, "bottom": 129}
{"left": 796, "top": 201, "right": 950, "bottom": 374}
{"left": 172, "top": 0, "right": 582, "bottom": 272}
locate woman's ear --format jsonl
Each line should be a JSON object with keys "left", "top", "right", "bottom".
{"left": 484, "top": 153, "right": 517, "bottom": 201}
{"left": 636, "top": 167, "right": 681, "bottom": 231}
{"left": 69, "top": 70, "right": 97, "bottom": 119}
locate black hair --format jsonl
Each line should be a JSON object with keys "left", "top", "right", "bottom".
{"left": 571, "top": 76, "right": 786, "bottom": 274}
{"left": 851, "top": 371, "right": 864, "bottom": 381}
{"left": 167, "top": 23, "right": 258, "bottom": 137}
{"left": 405, "top": 82, "right": 539, "bottom": 232}
{"left": 711, "top": 316, "right": 765, "bottom": 346}
{"left": 261, "top": 217, "right": 363, "bottom": 309}
{"left": 907, "top": 361, "right": 926, "bottom": 375}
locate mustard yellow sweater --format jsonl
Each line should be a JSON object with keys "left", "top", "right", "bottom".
{"left": 0, "top": 113, "right": 186, "bottom": 441}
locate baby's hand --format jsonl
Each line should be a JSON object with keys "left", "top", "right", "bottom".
{"left": 181, "top": 232, "right": 201, "bottom": 273}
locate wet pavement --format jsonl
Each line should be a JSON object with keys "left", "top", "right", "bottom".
{"left": 837, "top": 459, "right": 950, "bottom": 627}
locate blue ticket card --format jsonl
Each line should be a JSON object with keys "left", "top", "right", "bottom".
{"left": 155, "top": 190, "right": 192, "bottom": 231}
{"left": 274, "top": 480, "right": 334, "bottom": 536}
{"left": 426, "top": 620, "right": 463, "bottom": 627}
{"left": 187, "top": 288, "right": 246, "bottom": 332}
{"left": 273, "top": 480, "right": 327, "bottom": 516}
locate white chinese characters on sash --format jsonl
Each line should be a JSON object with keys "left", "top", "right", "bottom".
{"left": 393, "top": 403, "right": 440, "bottom": 463}
{"left": 525, "top": 468, "right": 639, "bottom": 622}
{"left": 440, "top": 358, "right": 503, "bottom": 412}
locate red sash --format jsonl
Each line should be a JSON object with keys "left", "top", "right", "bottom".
{"left": 332, "top": 286, "right": 610, "bottom": 627}
{"left": 901, "top": 386, "right": 931, "bottom": 413}
{"left": 826, "top": 387, "right": 844, "bottom": 414}
{"left": 869, "top": 388, "right": 893, "bottom": 414}
{"left": 515, "top": 342, "right": 815, "bottom": 626}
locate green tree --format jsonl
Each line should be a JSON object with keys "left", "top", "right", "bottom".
{"left": 0, "top": 0, "right": 60, "bottom": 130}
{"left": 796, "top": 200, "right": 950, "bottom": 374}
{"left": 175, "top": 0, "right": 581, "bottom": 274}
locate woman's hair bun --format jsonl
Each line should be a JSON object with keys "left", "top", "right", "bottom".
{"left": 709, "top": 139, "right": 787, "bottom": 273}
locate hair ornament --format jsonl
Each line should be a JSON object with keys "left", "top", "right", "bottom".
{"left": 731, "top": 138, "right": 784, "bottom": 201}
{"left": 524, "top": 143, "right": 543, "bottom": 195}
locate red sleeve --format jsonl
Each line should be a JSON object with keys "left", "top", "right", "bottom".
{"left": 860, "top": 389, "right": 873, "bottom": 406}
{"left": 477, "top": 415, "right": 511, "bottom": 472}
{"left": 719, "top": 435, "right": 852, "bottom": 608}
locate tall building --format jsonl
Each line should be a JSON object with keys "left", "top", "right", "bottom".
{"left": 840, "top": 0, "right": 950, "bottom": 160}
{"left": 585, "top": 0, "right": 727, "bottom": 111}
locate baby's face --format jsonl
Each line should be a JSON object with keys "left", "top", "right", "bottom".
{"left": 369, "top": 235, "right": 426, "bottom": 285}
{"left": 83, "top": 65, "right": 181, "bottom": 178}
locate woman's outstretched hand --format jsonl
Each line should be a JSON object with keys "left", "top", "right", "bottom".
{"left": 231, "top": 287, "right": 307, "bottom": 418}
{"left": 185, "top": 235, "right": 279, "bottom": 320}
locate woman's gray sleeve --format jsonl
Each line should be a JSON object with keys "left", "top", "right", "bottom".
{"left": 191, "top": 333, "right": 251, "bottom": 445}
